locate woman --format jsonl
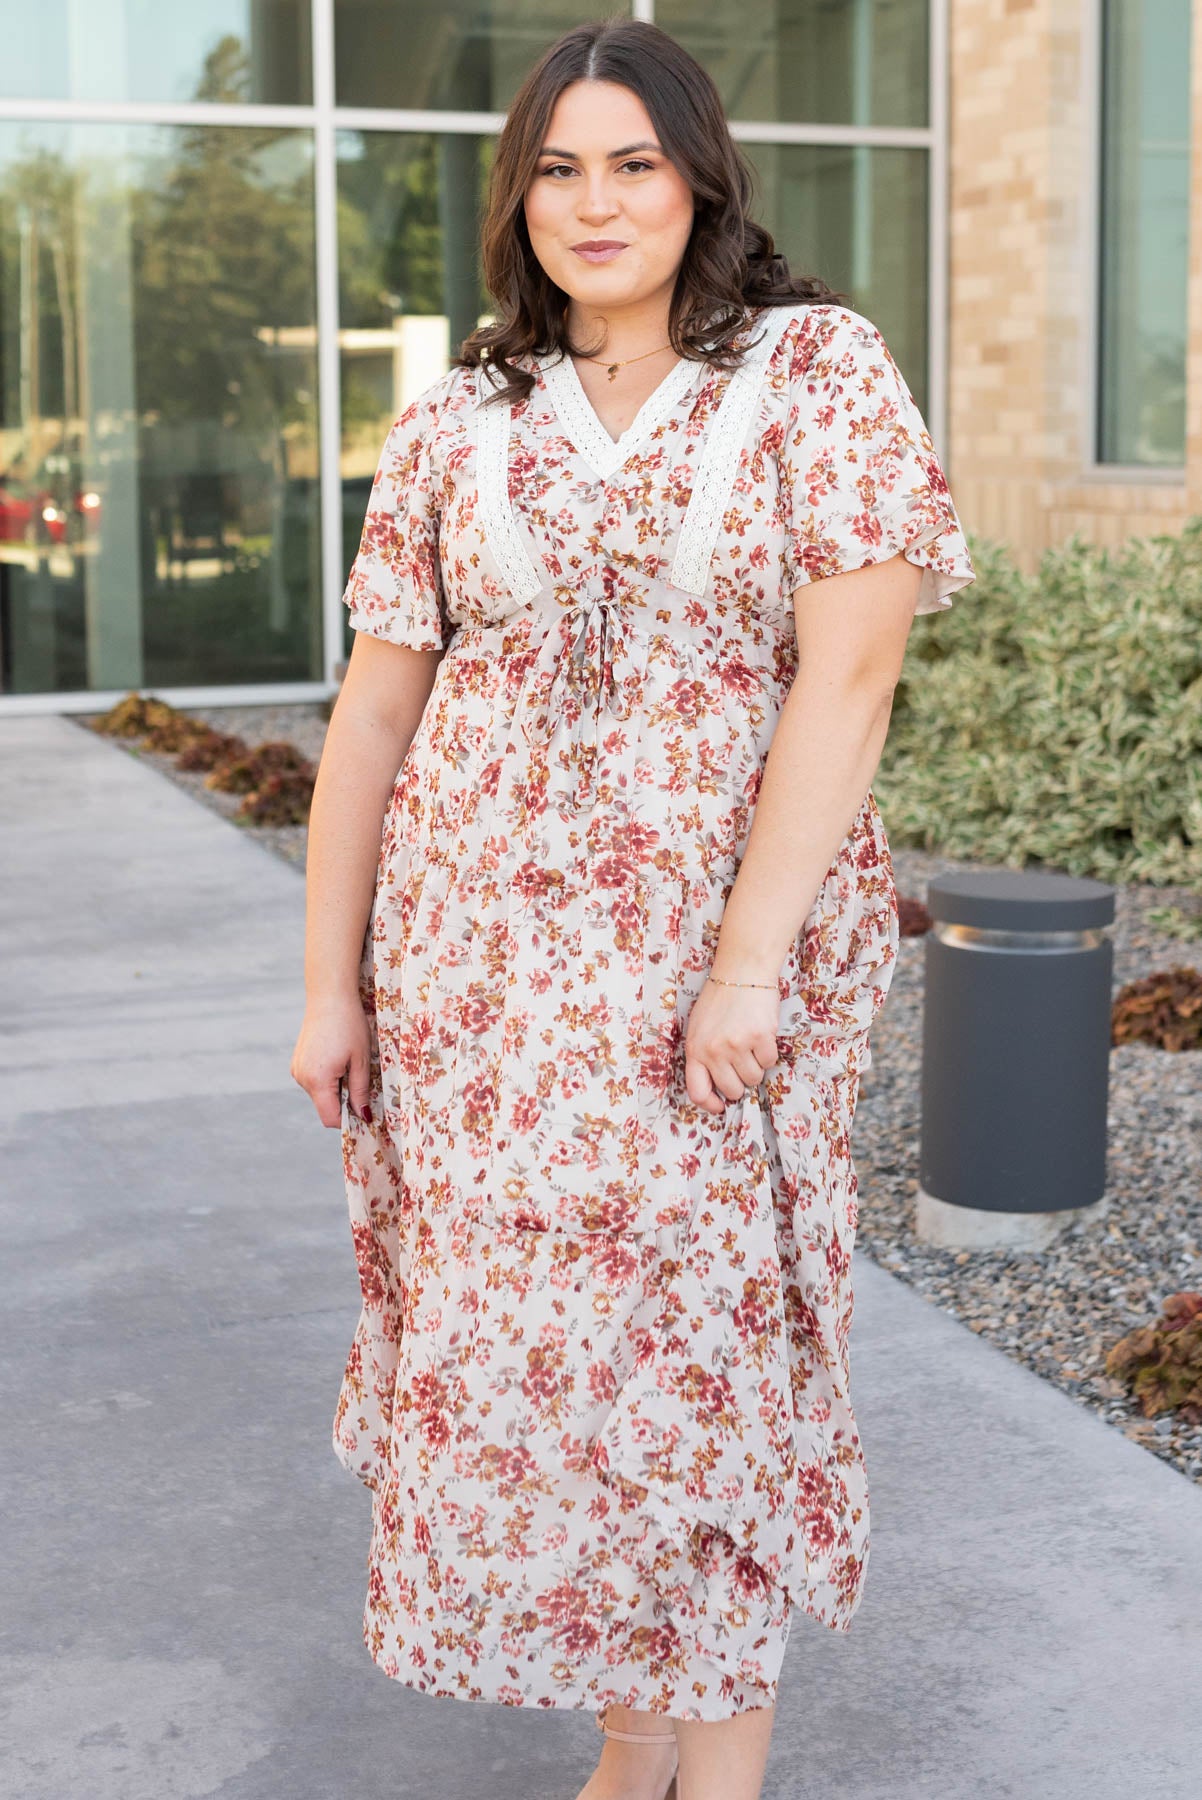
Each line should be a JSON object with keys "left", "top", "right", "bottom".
{"left": 292, "top": 17, "right": 975, "bottom": 1800}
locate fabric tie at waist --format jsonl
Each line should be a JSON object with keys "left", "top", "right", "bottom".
{"left": 519, "top": 590, "right": 641, "bottom": 817}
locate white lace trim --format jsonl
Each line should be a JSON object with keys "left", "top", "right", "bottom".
{"left": 536, "top": 346, "right": 704, "bottom": 483}
{"left": 474, "top": 364, "right": 546, "bottom": 604}
{"left": 668, "top": 306, "right": 800, "bottom": 596}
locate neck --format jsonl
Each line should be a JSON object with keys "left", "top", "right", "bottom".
{"left": 565, "top": 284, "right": 676, "bottom": 361}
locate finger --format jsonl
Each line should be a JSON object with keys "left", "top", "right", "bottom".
{"left": 684, "top": 1054, "right": 727, "bottom": 1115}
{"left": 310, "top": 1073, "right": 342, "bottom": 1130}
{"left": 347, "top": 1046, "right": 373, "bottom": 1121}
{"left": 733, "top": 1052, "right": 768, "bottom": 1087}
{"left": 710, "top": 1059, "right": 749, "bottom": 1104}
{"left": 741, "top": 1038, "right": 781, "bottom": 1080}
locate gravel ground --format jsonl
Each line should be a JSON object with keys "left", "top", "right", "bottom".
{"left": 76, "top": 700, "right": 1202, "bottom": 1487}
{"left": 862, "top": 842, "right": 1202, "bottom": 1491}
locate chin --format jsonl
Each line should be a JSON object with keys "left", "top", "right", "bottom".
{"left": 558, "top": 264, "right": 642, "bottom": 297}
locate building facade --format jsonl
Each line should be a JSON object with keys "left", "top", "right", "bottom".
{"left": 0, "top": 1, "right": 1194, "bottom": 712}
{"left": 951, "top": 0, "right": 1197, "bottom": 556}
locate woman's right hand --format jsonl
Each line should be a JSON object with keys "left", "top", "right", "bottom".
{"left": 290, "top": 994, "right": 373, "bottom": 1129}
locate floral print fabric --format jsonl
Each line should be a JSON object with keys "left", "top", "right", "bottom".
{"left": 332, "top": 302, "right": 976, "bottom": 1720}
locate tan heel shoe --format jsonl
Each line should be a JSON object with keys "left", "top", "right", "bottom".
{"left": 596, "top": 1708, "right": 679, "bottom": 1800}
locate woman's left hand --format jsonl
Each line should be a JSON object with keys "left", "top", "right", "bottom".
{"left": 682, "top": 978, "right": 782, "bottom": 1116}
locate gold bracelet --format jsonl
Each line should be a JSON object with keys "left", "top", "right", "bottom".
{"left": 708, "top": 974, "right": 778, "bottom": 990}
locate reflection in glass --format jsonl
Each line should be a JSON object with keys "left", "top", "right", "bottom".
{"left": 0, "top": 119, "right": 320, "bottom": 696}
{"left": 0, "top": 0, "right": 312, "bottom": 106}
{"left": 657, "top": 0, "right": 928, "bottom": 128}
{"left": 334, "top": 0, "right": 619, "bottom": 111}
{"left": 336, "top": 130, "right": 494, "bottom": 629}
{"left": 1097, "top": 0, "right": 1190, "bottom": 465}
{"left": 744, "top": 139, "right": 929, "bottom": 403}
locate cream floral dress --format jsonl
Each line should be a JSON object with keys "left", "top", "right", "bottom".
{"left": 332, "top": 301, "right": 976, "bottom": 1721}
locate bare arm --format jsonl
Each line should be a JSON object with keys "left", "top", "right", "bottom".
{"left": 684, "top": 550, "right": 923, "bottom": 1112}
{"left": 291, "top": 631, "right": 445, "bottom": 1127}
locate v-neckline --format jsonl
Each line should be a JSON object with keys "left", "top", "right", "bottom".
{"left": 535, "top": 343, "right": 707, "bottom": 482}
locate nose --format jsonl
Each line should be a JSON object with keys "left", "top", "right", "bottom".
{"left": 577, "top": 176, "right": 621, "bottom": 222}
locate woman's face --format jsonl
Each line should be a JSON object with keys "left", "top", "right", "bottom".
{"left": 523, "top": 80, "right": 695, "bottom": 317}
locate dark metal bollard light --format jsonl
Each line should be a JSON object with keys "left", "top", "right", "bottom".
{"left": 917, "top": 869, "right": 1117, "bottom": 1249}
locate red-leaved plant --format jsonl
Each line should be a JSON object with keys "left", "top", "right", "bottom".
{"left": 1104, "top": 1292, "right": 1202, "bottom": 1422}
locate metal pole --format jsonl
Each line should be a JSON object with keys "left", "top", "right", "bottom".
{"left": 311, "top": 0, "right": 345, "bottom": 690}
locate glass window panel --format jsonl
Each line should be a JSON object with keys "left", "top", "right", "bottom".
{"left": 656, "top": 0, "right": 929, "bottom": 129}
{"left": 336, "top": 129, "right": 494, "bottom": 646}
{"left": 334, "top": 1, "right": 626, "bottom": 111}
{"left": 1097, "top": 0, "right": 1190, "bottom": 466}
{"left": 0, "top": 1, "right": 311, "bottom": 106}
{"left": 0, "top": 122, "right": 321, "bottom": 697}
{"left": 743, "top": 140, "right": 930, "bottom": 405}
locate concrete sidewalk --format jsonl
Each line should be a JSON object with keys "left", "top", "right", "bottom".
{"left": 1, "top": 713, "right": 1199, "bottom": 1800}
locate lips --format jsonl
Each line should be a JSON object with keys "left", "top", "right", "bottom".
{"left": 573, "top": 240, "right": 627, "bottom": 251}
{"left": 572, "top": 242, "right": 628, "bottom": 263}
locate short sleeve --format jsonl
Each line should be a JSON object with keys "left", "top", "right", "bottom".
{"left": 778, "top": 309, "right": 976, "bottom": 615}
{"left": 342, "top": 373, "right": 456, "bottom": 650}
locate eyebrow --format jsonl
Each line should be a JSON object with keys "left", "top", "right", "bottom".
{"left": 537, "top": 141, "right": 662, "bottom": 159}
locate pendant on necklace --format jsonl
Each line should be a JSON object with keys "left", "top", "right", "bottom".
{"left": 606, "top": 363, "right": 619, "bottom": 381}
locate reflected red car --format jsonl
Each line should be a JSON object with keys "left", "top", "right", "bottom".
{"left": 0, "top": 479, "right": 102, "bottom": 545}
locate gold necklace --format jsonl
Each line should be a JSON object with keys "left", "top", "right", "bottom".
{"left": 575, "top": 342, "right": 674, "bottom": 383}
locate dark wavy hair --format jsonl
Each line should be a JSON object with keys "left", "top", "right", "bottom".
{"left": 453, "top": 15, "right": 848, "bottom": 406}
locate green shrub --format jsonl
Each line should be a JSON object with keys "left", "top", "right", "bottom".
{"left": 874, "top": 517, "right": 1202, "bottom": 889}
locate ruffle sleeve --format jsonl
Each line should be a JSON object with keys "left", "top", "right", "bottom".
{"left": 778, "top": 308, "right": 976, "bottom": 615}
{"left": 342, "top": 369, "right": 458, "bottom": 650}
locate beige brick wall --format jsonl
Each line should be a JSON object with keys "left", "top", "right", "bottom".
{"left": 948, "top": 0, "right": 1198, "bottom": 570}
